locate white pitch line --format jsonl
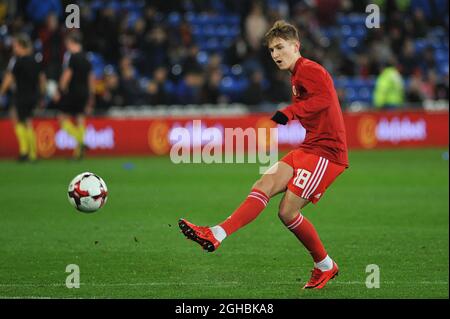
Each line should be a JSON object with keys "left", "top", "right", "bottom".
{"left": 0, "top": 281, "right": 447, "bottom": 288}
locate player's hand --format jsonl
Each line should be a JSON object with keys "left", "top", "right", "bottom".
{"left": 37, "top": 98, "right": 47, "bottom": 110}
{"left": 271, "top": 110, "right": 289, "bottom": 125}
{"left": 85, "top": 96, "right": 95, "bottom": 115}
{"left": 52, "top": 91, "right": 61, "bottom": 103}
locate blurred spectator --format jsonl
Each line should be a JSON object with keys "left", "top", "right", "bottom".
{"left": 315, "top": 0, "right": 341, "bottom": 26}
{"left": 242, "top": 70, "right": 265, "bottom": 106}
{"left": 140, "top": 26, "right": 170, "bottom": 76}
{"left": 175, "top": 71, "right": 204, "bottom": 104}
{"left": 419, "top": 46, "right": 437, "bottom": 75}
{"left": 200, "top": 68, "right": 226, "bottom": 104}
{"left": 411, "top": 8, "right": 429, "bottom": 38}
{"left": 434, "top": 73, "right": 449, "bottom": 100}
{"left": 373, "top": 61, "right": 405, "bottom": 109}
{"left": 145, "top": 66, "right": 171, "bottom": 105}
{"left": 405, "top": 73, "right": 425, "bottom": 106}
{"left": 244, "top": 1, "right": 269, "bottom": 51}
{"left": 96, "top": 66, "right": 123, "bottom": 110}
{"left": 225, "top": 35, "right": 250, "bottom": 66}
{"left": 265, "top": 70, "right": 290, "bottom": 103}
{"left": 0, "top": 0, "right": 8, "bottom": 24}
{"left": 91, "top": 5, "right": 121, "bottom": 65}
{"left": 36, "top": 12, "right": 64, "bottom": 80}
{"left": 181, "top": 44, "right": 203, "bottom": 75}
{"left": 399, "top": 38, "right": 420, "bottom": 77}
{"left": 420, "top": 70, "right": 438, "bottom": 100}
{"left": 118, "top": 56, "right": 144, "bottom": 105}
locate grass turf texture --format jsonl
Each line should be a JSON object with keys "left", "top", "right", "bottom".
{"left": 0, "top": 148, "right": 448, "bottom": 299}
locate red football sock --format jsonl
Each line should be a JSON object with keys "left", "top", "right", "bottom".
{"left": 219, "top": 188, "right": 269, "bottom": 236}
{"left": 283, "top": 213, "right": 327, "bottom": 262}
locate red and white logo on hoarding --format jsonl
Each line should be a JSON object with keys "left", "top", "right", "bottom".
{"left": 357, "top": 115, "right": 427, "bottom": 149}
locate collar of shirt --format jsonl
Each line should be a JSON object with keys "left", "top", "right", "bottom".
{"left": 291, "top": 56, "right": 304, "bottom": 77}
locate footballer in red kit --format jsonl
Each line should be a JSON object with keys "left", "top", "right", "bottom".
{"left": 179, "top": 20, "right": 348, "bottom": 290}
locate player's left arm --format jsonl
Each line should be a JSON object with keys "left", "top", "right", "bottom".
{"left": 85, "top": 71, "right": 95, "bottom": 114}
{"left": 59, "top": 68, "right": 72, "bottom": 94}
{"left": 271, "top": 71, "right": 331, "bottom": 124}
{"left": 291, "top": 69, "right": 332, "bottom": 116}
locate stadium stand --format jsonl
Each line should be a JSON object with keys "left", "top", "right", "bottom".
{"left": 0, "top": 0, "right": 448, "bottom": 115}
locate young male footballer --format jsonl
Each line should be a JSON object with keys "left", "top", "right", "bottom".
{"left": 179, "top": 20, "right": 349, "bottom": 289}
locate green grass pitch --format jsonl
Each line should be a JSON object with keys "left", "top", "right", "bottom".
{"left": 0, "top": 148, "right": 448, "bottom": 299}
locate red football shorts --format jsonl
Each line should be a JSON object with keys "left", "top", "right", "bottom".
{"left": 280, "top": 149, "right": 346, "bottom": 204}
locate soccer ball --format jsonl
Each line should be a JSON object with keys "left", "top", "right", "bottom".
{"left": 68, "top": 172, "right": 108, "bottom": 213}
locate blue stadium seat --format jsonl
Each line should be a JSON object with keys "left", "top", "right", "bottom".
{"left": 341, "top": 25, "right": 353, "bottom": 37}
{"left": 333, "top": 76, "right": 350, "bottom": 88}
{"left": 168, "top": 12, "right": 181, "bottom": 27}
{"left": 435, "top": 49, "right": 448, "bottom": 63}
{"left": 196, "top": 51, "right": 209, "bottom": 65}
{"left": 226, "top": 15, "right": 240, "bottom": 25}
{"left": 216, "top": 25, "right": 229, "bottom": 37}
{"left": 345, "top": 88, "right": 357, "bottom": 102}
{"left": 414, "top": 39, "right": 428, "bottom": 53}
{"left": 205, "top": 38, "right": 220, "bottom": 51}
{"left": 321, "top": 27, "right": 339, "bottom": 39}
{"left": 347, "top": 14, "right": 366, "bottom": 26}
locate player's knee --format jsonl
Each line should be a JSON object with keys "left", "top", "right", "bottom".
{"left": 252, "top": 176, "right": 274, "bottom": 197}
{"left": 278, "top": 200, "right": 297, "bottom": 223}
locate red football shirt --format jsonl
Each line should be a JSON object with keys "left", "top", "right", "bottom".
{"left": 280, "top": 57, "right": 349, "bottom": 167}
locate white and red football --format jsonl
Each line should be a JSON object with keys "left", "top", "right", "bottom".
{"left": 68, "top": 172, "right": 108, "bottom": 213}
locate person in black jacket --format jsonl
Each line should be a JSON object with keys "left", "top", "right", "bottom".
{"left": 53, "top": 31, "right": 94, "bottom": 159}
{"left": 0, "top": 33, "right": 46, "bottom": 162}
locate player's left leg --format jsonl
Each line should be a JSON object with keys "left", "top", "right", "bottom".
{"left": 278, "top": 190, "right": 338, "bottom": 289}
{"left": 74, "top": 113, "right": 87, "bottom": 159}
{"left": 25, "top": 118, "right": 37, "bottom": 161}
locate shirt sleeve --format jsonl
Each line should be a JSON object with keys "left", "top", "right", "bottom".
{"left": 7, "top": 57, "right": 17, "bottom": 73}
{"left": 62, "top": 52, "right": 72, "bottom": 69}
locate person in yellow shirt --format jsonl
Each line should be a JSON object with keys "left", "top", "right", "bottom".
{"left": 373, "top": 61, "right": 405, "bottom": 110}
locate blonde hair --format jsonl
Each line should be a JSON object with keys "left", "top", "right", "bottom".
{"left": 13, "top": 33, "right": 33, "bottom": 50}
{"left": 264, "top": 20, "right": 299, "bottom": 46}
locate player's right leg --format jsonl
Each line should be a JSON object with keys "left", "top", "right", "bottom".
{"left": 58, "top": 112, "right": 82, "bottom": 159}
{"left": 13, "top": 104, "right": 37, "bottom": 162}
{"left": 278, "top": 190, "right": 338, "bottom": 289}
{"left": 179, "top": 161, "right": 294, "bottom": 252}
{"left": 12, "top": 112, "right": 29, "bottom": 162}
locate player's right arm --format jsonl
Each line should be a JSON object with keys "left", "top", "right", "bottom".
{"left": 0, "top": 72, "right": 13, "bottom": 96}
{"left": 0, "top": 58, "right": 16, "bottom": 107}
